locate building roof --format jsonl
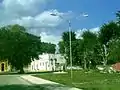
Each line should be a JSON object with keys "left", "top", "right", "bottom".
{"left": 34, "top": 53, "right": 66, "bottom": 64}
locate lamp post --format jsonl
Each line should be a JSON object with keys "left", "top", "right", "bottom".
{"left": 68, "top": 20, "right": 73, "bottom": 79}
{"left": 51, "top": 13, "right": 73, "bottom": 79}
{"left": 50, "top": 13, "right": 88, "bottom": 80}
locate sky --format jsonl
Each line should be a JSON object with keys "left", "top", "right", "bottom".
{"left": 0, "top": 0, "right": 120, "bottom": 44}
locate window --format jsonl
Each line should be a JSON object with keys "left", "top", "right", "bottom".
{"left": 43, "top": 62, "right": 44, "bottom": 66}
{"left": 51, "top": 59, "right": 53, "bottom": 65}
{"left": 55, "top": 59, "right": 57, "bottom": 64}
{"left": 32, "top": 65, "right": 33, "bottom": 70}
{"left": 40, "top": 63, "right": 41, "bottom": 66}
{"left": 37, "top": 64, "right": 39, "bottom": 70}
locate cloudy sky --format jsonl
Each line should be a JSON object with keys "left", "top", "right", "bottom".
{"left": 0, "top": 0, "right": 120, "bottom": 44}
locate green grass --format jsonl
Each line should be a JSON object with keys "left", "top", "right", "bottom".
{"left": 0, "top": 85, "right": 45, "bottom": 90}
{"left": 34, "top": 70, "right": 120, "bottom": 90}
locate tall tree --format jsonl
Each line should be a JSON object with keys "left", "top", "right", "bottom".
{"left": 98, "top": 21, "right": 120, "bottom": 66}
{"left": 81, "top": 30, "right": 98, "bottom": 69}
{"left": 116, "top": 11, "right": 120, "bottom": 24}
{"left": 0, "top": 24, "right": 41, "bottom": 73}
{"left": 58, "top": 41, "right": 65, "bottom": 54}
{"left": 108, "top": 38, "right": 120, "bottom": 64}
{"left": 61, "top": 31, "right": 76, "bottom": 65}
{"left": 41, "top": 42, "right": 56, "bottom": 54}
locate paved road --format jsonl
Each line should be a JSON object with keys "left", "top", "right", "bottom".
{"left": 0, "top": 75, "right": 81, "bottom": 90}
{"left": 0, "top": 75, "right": 45, "bottom": 90}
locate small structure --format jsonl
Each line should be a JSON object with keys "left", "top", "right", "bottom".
{"left": 54, "top": 54, "right": 66, "bottom": 71}
{"left": 30, "top": 53, "right": 66, "bottom": 72}
{"left": 0, "top": 60, "right": 11, "bottom": 72}
{"left": 112, "top": 63, "right": 120, "bottom": 71}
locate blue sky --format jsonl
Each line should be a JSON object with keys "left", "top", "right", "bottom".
{"left": 49, "top": 0, "right": 120, "bottom": 29}
{"left": 0, "top": 0, "right": 120, "bottom": 44}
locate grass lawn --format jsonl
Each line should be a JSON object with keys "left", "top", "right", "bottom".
{"left": 34, "top": 70, "right": 120, "bottom": 90}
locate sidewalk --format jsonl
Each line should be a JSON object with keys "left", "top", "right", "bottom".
{"left": 20, "top": 75, "right": 82, "bottom": 90}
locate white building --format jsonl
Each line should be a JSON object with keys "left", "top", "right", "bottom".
{"left": 30, "top": 53, "right": 66, "bottom": 72}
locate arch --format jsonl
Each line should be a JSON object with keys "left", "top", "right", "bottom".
{"left": 1, "top": 63, "right": 4, "bottom": 71}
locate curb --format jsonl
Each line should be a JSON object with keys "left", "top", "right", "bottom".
{"left": 20, "top": 75, "right": 82, "bottom": 90}
{"left": 20, "top": 75, "right": 47, "bottom": 89}
{"left": 20, "top": 75, "right": 34, "bottom": 85}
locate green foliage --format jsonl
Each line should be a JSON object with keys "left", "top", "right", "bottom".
{"left": 62, "top": 31, "right": 76, "bottom": 42}
{"left": 58, "top": 11, "right": 120, "bottom": 69}
{"left": 98, "top": 21, "right": 120, "bottom": 66}
{"left": 116, "top": 11, "right": 120, "bottom": 24}
{"left": 0, "top": 24, "right": 41, "bottom": 73}
{"left": 41, "top": 42, "right": 56, "bottom": 54}
{"left": 60, "top": 31, "right": 76, "bottom": 65}
{"left": 58, "top": 41, "right": 65, "bottom": 54}
{"left": 59, "top": 30, "right": 100, "bottom": 68}
{"left": 99, "top": 21, "right": 120, "bottom": 45}
{"left": 81, "top": 30, "right": 99, "bottom": 69}
{"left": 108, "top": 39, "right": 120, "bottom": 64}
{"left": 82, "top": 30, "right": 98, "bottom": 50}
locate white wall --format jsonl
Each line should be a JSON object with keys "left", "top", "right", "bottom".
{"left": 30, "top": 54, "right": 55, "bottom": 72}
{"left": 29, "top": 53, "right": 66, "bottom": 72}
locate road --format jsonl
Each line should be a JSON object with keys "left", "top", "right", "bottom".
{"left": 0, "top": 75, "right": 45, "bottom": 90}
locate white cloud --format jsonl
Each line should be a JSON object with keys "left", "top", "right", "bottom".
{"left": 75, "top": 28, "right": 87, "bottom": 39}
{"left": 0, "top": 0, "right": 51, "bottom": 25}
{"left": 0, "top": 0, "right": 73, "bottom": 44}
{"left": 2, "top": 0, "right": 49, "bottom": 16}
{"left": 35, "top": 10, "right": 63, "bottom": 27}
{"left": 10, "top": 10, "right": 68, "bottom": 29}
{"left": 40, "top": 32, "right": 61, "bottom": 44}
{"left": 0, "top": 0, "right": 72, "bottom": 28}
{"left": 90, "top": 27, "right": 100, "bottom": 33}
{"left": 75, "top": 27, "right": 100, "bottom": 39}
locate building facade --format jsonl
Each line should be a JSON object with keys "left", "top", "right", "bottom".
{"left": 30, "top": 53, "right": 66, "bottom": 72}
{"left": 0, "top": 54, "right": 66, "bottom": 72}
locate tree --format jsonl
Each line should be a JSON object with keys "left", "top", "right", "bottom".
{"left": 98, "top": 21, "right": 120, "bottom": 66}
{"left": 58, "top": 11, "right": 120, "bottom": 70}
{"left": 0, "top": 24, "right": 41, "bottom": 73}
{"left": 41, "top": 42, "right": 56, "bottom": 54}
{"left": 62, "top": 31, "right": 76, "bottom": 44}
{"left": 58, "top": 41, "right": 65, "bottom": 54}
{"left": 116, "top": 11, "right": 120, "bottom": 24}
{"left": 107, "top": 11, "right": 120, "bottom": 64}
{"left": 81, "top": 30, "right": 98, "bottom": 69}
{"left": 108, "top": 38, "right": 120, "bottom": 64}
{"left": 59, "top": 30, "right": 99, "bottom": 68}
{"left": 60, "top": 31, "right": 76, "bottom": 65}
{"left": 99, "top": 22, "right": 120, "bottom": 45}
{"left": 73, "top": 39, "right": 84, "bottom": 66}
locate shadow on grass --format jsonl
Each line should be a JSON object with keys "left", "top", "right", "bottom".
{"left": 0, "top": 71, "right": 55, "bottom": 75}
{"left": 83, "top": 88, "right": 118, "bottom": 90}
{"left": 0, "top": 84, "right": 119, "bottom": 90}
{"left": 0, "top": 84, "right": 46, "bottom": 90}
{"left": 81, "top": 86, "right": 120, "bottom": 90}
{"left": 0, "top": 84, "right": 74, "bottom": 90}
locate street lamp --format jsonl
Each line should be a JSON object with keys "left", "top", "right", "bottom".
{"left": 50, "top": 13, "right": 88, "bottom": 80}
{"left": 50, "top": 13, "right": 73, "bottom": 79}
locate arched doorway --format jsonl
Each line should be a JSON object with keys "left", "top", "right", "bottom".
{"left": 1, "top": 63, "right": 4, "bottom": 71}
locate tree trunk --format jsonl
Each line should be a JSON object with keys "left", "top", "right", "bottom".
{"left": 19, "top": 64, "right": 24, "bottom": 74}
{"left": 103, "top": 44, "right": 108, "bottom": 66}
{"left": 103, "top": 58, "right": 107, "bottom": 66}
{"left": 83, "top": 51, "right": 87, "bottom": 70}
{"left": 84, "top": 60, "right": 87, "bottom": 70}
{"left": 88, "top": 60, "right": 91, "bottom": 70}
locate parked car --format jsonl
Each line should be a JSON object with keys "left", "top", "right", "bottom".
{"left": 67, "top": 66, "right": 82, "bottom": 70}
